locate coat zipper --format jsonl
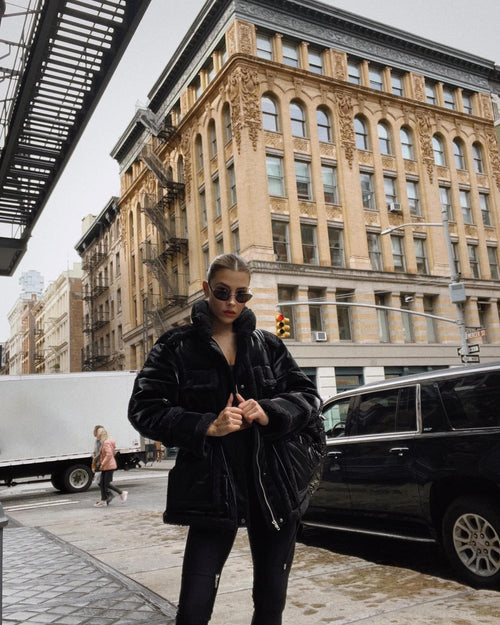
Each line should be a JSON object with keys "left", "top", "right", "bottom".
{"left": 255, "top": 431, "right": 280, "bottom": 531}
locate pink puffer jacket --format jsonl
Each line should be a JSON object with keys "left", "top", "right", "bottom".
{"left": 99, "top": 439, "right": 117, "bottom": 471}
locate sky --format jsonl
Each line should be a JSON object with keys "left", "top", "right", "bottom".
{"left": 0, "top": 0, "right": 499, "bottom": 341}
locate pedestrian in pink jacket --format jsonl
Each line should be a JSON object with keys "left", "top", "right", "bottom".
{"left": 94, "top": 427, "right": 128, "bottom": 507}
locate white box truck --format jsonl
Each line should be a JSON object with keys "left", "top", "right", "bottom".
{"left": 0, "top": 370, "right": 147, "bottom": 492}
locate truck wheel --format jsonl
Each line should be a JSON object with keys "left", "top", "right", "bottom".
{"left": 442, "top": 496, "right": 500, "bottom": 588}
{"left": 62, "top": 464, "right": 93, "bottom": 493}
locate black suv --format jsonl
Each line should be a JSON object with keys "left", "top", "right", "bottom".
{"left": 303, "top": 362, "right": 500, "bottom": 588}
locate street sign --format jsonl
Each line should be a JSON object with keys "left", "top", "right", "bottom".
{"left": 466, "top": 328, "right": 486, "bottom": 339}
{"left": 461, "top": 354, "right": 480, "bottom": 364}
{"left": 459, "top": 344, "right": 480, "bottom": 355}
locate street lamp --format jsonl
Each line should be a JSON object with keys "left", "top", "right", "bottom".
{"left": 381, "top": 205, "right": 470, "bottom": 362}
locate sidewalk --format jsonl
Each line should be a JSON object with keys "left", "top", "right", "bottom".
{"left": 3, "top": 524, "right": 177, "bottom": 624}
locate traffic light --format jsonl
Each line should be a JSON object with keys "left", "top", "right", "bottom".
{"left": 275, "top": 313, "right": 290, "bottom": 338}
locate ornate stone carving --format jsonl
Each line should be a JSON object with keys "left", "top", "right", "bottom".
{"left": 293, "top": 78, "right": 304, "bottom": 97}
{"left": 293, "top": 138, "right": 310, "bottom": 153}
{"left": 180, "top": 129, "right": 192, "bottom": 201}
{"left": 228, "top": 64, "right": 261, "bottom": 152}
{"left": 413, "top": 74, "right": 426, "bottom": 102}
{"left": 364, "top": 211, "right": 381, "bottom": 227}
{"left": 486, "top": 130, "right": 500, "bottom": 190}
{"left": 481, "top": 93, "right": 494, "bottom": 120}
{"left": 404, "top": 159, "right": 417, "bottom": 173}
{"left": 358, "top": 150, "right": 373, "bottom": 166}
{"left": 237, "top": 21, "right": 254, "bottom": 55}
{"left": 226, "top": 22, "right": 237, "bottom": 57}
{"left": 270, "top": 197, "right": 288, "bottom": 213}
{"left": 332, "top": 50, "right": 346, "bottom": 80}
{"left": 263, "top": 131, "right": 283, "bottom": 150}
{"left": 299, "top": 202, "right": 317, "bottom": 217}
{"left": 381, "top": 156, "right": 396, "bottom": 170}
{"left": 325, "top": 206, "right": 343, "bottom": 221}
{"left": 335, "top": 91, "right": 355, "bottom": 168}
{"left": 457, "top": 170, "right": 470, "bottom": 185}
{"left": 319, "top": 143, "right": 336, "bottom": 158}
{"left": 436, "top": 166, "right": 449, "bottom": 179}
{"left": 415, "top": 110, "right": 434, "bottom": 183}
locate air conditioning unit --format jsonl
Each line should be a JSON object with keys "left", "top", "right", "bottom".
{"left": 388, "top": 202, "right": 402, "bottom": 213}
{"left": 313, "top": 331, "right": 328, "bottom": 342}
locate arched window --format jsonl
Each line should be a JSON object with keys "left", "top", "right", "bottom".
{"left": 377, "top": 121, "right": 392, "bottom": 155}
{"left": 208, "top": 120, "right": 217, "bottom": 158}
{"left": 472, "top": 142, "right": 484, "bottom": 173}
{"left": 177, "top": 156, "right": 184, "bottom": 183}
{"left": 432, "top": 135, "right": 446, "bottom": 166}
{"left": 222, "top": 103, "right": 232, "bottom": 142}
{"left": 195, "top": 134, "right": 203, "bottom": 171}
{"left": 354, "top": 116, "right": 369, "bottom": 151}
{"left": 290, "top": 100, "right": 307, "bottom": 138}
{"left": 453, "top": 138, "right": 466, "bottom": 170}
{"left": 316, "top": 107, "right": 332, "bottom": 142}
{"left": 400, "top": 126, "right": 414, "bottom": 160}
{"left": 262, "top": 95, "right": 280, "bottom": 132}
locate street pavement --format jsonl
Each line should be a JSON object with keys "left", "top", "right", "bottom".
{"left": 2, "top": 460, "right": 500, "bottom": 624}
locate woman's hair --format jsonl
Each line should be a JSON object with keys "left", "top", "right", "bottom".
{"left": 96, "top": 427, "right": 109, "bottom": 442}
{"left": 207, "top": 254, "right": 251, "bottom": 284}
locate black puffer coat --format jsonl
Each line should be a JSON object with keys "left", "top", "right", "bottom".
{"left": 128, "top": 300, "right": 323, "bottom": 531}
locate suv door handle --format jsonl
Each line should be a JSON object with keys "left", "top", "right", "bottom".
{"left": 389, "top": 447, "right": 410, "bottom": 457}
{"left": 327, "top": 450, "right": 343, "bottom": 458}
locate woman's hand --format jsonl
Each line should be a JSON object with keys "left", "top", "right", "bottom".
{"left": 206, "top": 394, "right": 249, "bottom": 436}
{"left": 236, "top": 393, "right": 269, "bottom": 426}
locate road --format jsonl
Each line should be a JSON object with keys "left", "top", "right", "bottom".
{"left": 2, "top": 464, "right": 500, "bottom": 624}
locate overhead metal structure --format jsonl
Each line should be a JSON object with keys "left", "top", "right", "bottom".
{"left": 0, "top": 0, "right": 151, "bottom": 276}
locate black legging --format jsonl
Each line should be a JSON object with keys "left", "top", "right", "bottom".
{"left": 100, "top": 470, "right": 122, "bottom": 502}
{"left": 175, "top": 517, "right": 298, "bottom": 625}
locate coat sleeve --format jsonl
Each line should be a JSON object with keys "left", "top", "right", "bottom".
{"left": 257, "top": 331, "right": 323, "bottom": 439}
{"left": 128, "top": 338, "right": 216, "bottom": 457}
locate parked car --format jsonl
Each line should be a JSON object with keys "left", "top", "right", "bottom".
{"left": 303, "top": 362, "right": 500, "bottom": 588}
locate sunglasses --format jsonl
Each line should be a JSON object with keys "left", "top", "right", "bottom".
{"left": 209, "top": 284, "right": 253, "bottom": 303}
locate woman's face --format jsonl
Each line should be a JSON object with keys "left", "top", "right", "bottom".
{"left": 203, "top": 269, "right": 251, "bottom": 330}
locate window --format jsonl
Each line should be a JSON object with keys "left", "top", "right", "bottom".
{"left": 336, "top": 290, "right": 353, "bottom": 341}
{"left": 316, "top": 107, "right": 332, "bottom": 142}
{"left": 223, "top": 103, "right": 232, "bottom": 142}
{"left": 423, "top": 295, "right": 437, "bottom": 342}
{"left": 290, "top": 101, "right": 307, "bottom": 138}
{"left": 391, "top": 236, "right": 406, "bottom": 271}
{"left": 462, "top": 91, "right": 474, "bottom": 114}
{"left": 375, "top": 293, "right": 390, "bottom": 342}
{"left": 433, "top": 135, "right": 446, "bottom": 166}
{"left": 282, "top": 40, "right": 299, "bottom": 67}
{"left": 488, "top": 247, "right": 499, "bottom": 280}
{"left": 301, "top": 223, "right": 318, "bottom": 264}
{"left": 384, "top": 176, "right": 397, "bottom": 207}
{"left": 480, "top": 193, "right": 492, "bottom": 226}
{"left": 295, "top": 160, "right": 312, "bottom": 200}
{"left": 460, "top": 190, "right": 473, "bottom": 224}
{"left": 196, "top": 135, "right": 203, "bottom": 171}
{"left": 443, "top": 86, "right": 456, "bottom": 110}
{"left": 391, "top": 72, "right": 405, "bottom": 96}
{"left": 406, "top": 180, "right": 421, "bottom": 216}
{"left": 414, "top": 238, "right": 428, "bottom": 273}
{"left": 472, "top": 143, "right": 484, "bottom": 173}
{"left": 199, "top": 188, "right": 207, "bottom": 227}
{"left": 452, "top": 241, "right": 461, "bottom": 276}
{"left": 272, "top": 220, "right": 290, "bottom": 262}
{"left": 369, "top": 65, "right": 384, "bottom": 91}
{"left": 256, "top": 32, "right": 273, "bottom": 60}
{"left": 400, "top": 127, "right": 414, "bottom": 160}
{"left": 308, "top": 48, "right": 323, "bottom": 74}
{"left": 262, "top": 95, "right": 280, "bottom": 132}
{"left": 355, "top": 116, "right": 369, "bottom": 150}
{"left": 266, "top": 155, "right": 285, "bottom": 197}
{"left": 328, "top": 227, "right": 345, "bottom": 267}
{"left": 348, "top": 59, "right": 362, "bottom": 84}
{"left": 453, "top": 139, "right": 466, "bottom": 170}
{"left": 378, "top": 122, "right": 392, "bottom": 155}
{"left": 426, "top": 81, "right": 437, "bottom": 105}
{"left": 232, "top": 227, "right": 240, "bottom": 254}
{"left": 468, "top": 244, "right": 481, "bottom": 278}
{"left": 440, "top": 186, "right": 453, "bottom": 221}
{"left": 348, "top": 387, "right": 417, "bottom": 436}
{"left": 309, "top": 287, "right": 325, "bottom": 333}
{"left": 209, "top": 120, "right": 217, "bottom": 158}
{"left": 322, "top": 164, "right": 338, "bottom": 204}
{"left": 227, "top": 162, "right": 237, "bottom": 205}
{"left": 213, "top": 176, "right": 221, "bottom": 217}
{"left": 400, "top": 294, "right": 415, "bottom": 343}
{"left": 360, "top": 172, "right": 376, "bottom": 210}
{"left": 216, "top": 236, "right": 224, "bottom": 255}
{"left": 278, "top": 285, "right": 296, "bottom": 338}
{"left": 367, "top": 232, "right": 383, "bottom": 270}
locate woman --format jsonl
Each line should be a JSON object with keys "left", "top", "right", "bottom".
{"left": 128, "top": 254, "right": 323, "bottom": 625}
{"left": 94, "top": 427, "right": 128, "bottom": 507}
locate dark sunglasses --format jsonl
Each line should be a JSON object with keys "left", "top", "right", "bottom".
{"left": 209, "top": 284, "right": 253, "bottom": 303}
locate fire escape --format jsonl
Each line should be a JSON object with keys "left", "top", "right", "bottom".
{"left": 81, "top": 245, "right": 109, "bottom": 370}
{"left": 137, "top": 109, "right": 187, "bottom": 340}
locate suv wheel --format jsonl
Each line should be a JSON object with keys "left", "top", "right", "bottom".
{"left": 442, "top": 496, "right": 500, "bottom": 588}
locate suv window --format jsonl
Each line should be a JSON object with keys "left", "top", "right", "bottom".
{"left": 347, "top": 386, "right": 417, "bottom": 436}
{"left": 324, "top": 397, "right": 351, "bottom": 437}
{"left": 438, "top": 371, "right": 500, "bottom": 429}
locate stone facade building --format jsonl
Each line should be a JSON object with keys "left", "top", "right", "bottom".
{"left": 110, "top": 0, "right": 500, "bottom": 396}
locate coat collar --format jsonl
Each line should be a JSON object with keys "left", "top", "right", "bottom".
{"left": 191, "top": 299, "right": 256, "bottom": 341}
